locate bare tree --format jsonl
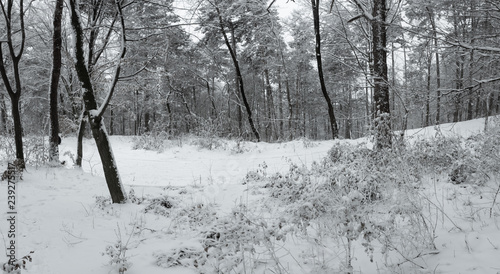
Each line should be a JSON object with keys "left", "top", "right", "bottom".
{"left": 68, "top": 0, "right": 127, "bottom": 203}
{"left": 0, "top": 0, "right": 26, "bottom": 167}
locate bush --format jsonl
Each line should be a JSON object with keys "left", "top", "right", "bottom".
{"left": 258, "top": 143, "right": 433, "bottom": 271}
{"left": 131, "top": 131, "right": 170, "bottom": 152}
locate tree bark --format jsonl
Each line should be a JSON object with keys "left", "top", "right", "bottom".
{"left": 372, "top": 0, "right": 391, "bottom": 149}
{"left": 49, "top": 0, "right": 64, "bottom": 164}
{"left": 0, "top": 93, "right": 6, "bottom": 133}
{"left": 311, "top": 0, "right": 338, "bottom": 139}
{"left": 76, "top": 111, "right": 86, "bottom": 167}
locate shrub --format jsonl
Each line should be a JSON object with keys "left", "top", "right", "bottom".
{"left": 259, "top": 142, "right": 433, "bottom": 271}
{"left": 131, "top": 131, "right": 170, "bottom": 152}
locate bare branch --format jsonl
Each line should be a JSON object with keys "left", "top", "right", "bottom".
{"left": 96, "top": 0, "right": 127, "bottom": 118}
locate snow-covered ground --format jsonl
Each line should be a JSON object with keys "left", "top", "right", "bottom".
{"left": 0, "top": 117, "right": 499, "bottom": 273}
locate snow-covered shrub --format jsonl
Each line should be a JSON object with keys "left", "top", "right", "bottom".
{"left": 131, "top": 131, "right": 170, "bottom": 152}
{"left": 301, "top": 137, "right": 319, "bottom": 148}
{"left": 261, "top": 143, "right": 433, "bottom": 271}
{"left": 229, "top": 138, "right": 249, "bottom": 154}
{"left": 154, "top": 247, "right": 206, "bottom": 269}
{"left": 200, "top": 204, "right": 287, "bottom": 273}
{"left": 190, "top": 118, "right": 226, "bottom": 151}
{"left": 448, "top": 160, "right": 481, "bottom": 185}
{"left": 126, "top": 189, "right": 146, "bottom": 205}
{"left": 103, "top": 226, "right": 133, "bottom": 274}
{"left": 410, "top": 136, "right": 467, "bottom": 172}
{"left": 23, "top": 136, "right": 49, "bottom": 167}
{"left": 0, "top": 135, "right": 50, "bottom": 167}
{"left": 189, "top": 136, "right": 225, "bottom": 151}
{"left": 143, "top": 196, "right": 176, "bottom": 216}
{"left": 243, "top": 162, "right": 267, "bottom": 185}
{"left": 94, "top": 195, "right": 112, "bottom": 210}
{"left": 154, "top": 203, "right": 287, "bottom": 273}
{"left": 0, "top": 136, "right": 15, "bottom": 161}
{"left": 1, "top": 251, "right": 34, "bottom": 274}
{"left": 171, "top": 202, "right": 218, "bottom": 229}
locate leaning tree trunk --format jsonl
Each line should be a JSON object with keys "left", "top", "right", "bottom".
{"left": 372, "top": 0, "right": 391, "bottom": 149}
{"left": 311, "top": 0, "right": 338, "bottom": 139}
{"left": 69, "top": 0, "right": 126, "bottom": 203}
{"left": 215, "top": 6, "right": 260, "bottom": 142}
{"left": 49, "top": 0, "right": 64, "bottom": 164}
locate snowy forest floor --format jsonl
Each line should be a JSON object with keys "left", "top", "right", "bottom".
{"left": 1, "top": 117, "right": 500, "bottom": 274}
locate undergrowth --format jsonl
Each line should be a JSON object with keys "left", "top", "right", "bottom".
{"left": 89, "top": 123, "right": 500, "bottom": 273}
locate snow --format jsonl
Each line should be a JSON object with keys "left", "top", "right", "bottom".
{"left": 0, "top": 117, "right": 499, "bottom": 273}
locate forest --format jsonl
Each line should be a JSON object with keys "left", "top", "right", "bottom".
{"left": 0, "top": 0, "right": 500, "bottom": 273}
{"left": 1, "top": 0, "right": 499, "bottom": 151}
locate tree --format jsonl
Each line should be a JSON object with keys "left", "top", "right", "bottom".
{"left": 199, "top": 0, "right": 262, "bottom": 141}
{"left": 0, "top": 0, "right": 27, "bottom": 167}
{"left": 349, "top": 0, "right": 391, "bottom": 148}
{"left": 49, "top": 0, "right": 64, "bottom": 164}
{"left": 68, "top": 0, "right": 127, "bottom": 203}
{"left": 311, "top": 0, "right": 338, "bottom": 139}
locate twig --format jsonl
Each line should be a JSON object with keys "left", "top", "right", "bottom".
{"left": 419, "top": 193, "right": 464, "bottom": 232}
{"left": 490, "top": 180, "right": 500, "bottom": 218}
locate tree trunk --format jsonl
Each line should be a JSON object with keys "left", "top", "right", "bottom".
{"left": 69, "top": 0, "right": 126, "bottom": 203}
{"left": 372, "top": 0, "right": 391, "bottom": 149}
{"left": 264, "top": 68, "right": 276, "bottom": 141}
{"left": 109, "top": 108, "right": 114, "bottom": 135}
{"left": 286, "top": 79, "right": 293, "bottom": 140}
{"left": 311, "top": 0, "right": 338, "bottom": 139}
{"left": 11, "top": 95, "right": 24, "bottom": 163}
{"left": 76, "top": 111, "right": 86, "bottom": 167}
{"left": 346, "top": 86, "right": 352, "bottom": 139}
{"left": 0, "top": 93, "right": 7, "bottom": 133}
{"left": 215, "top": 7, "right": 260, "bottom": 141}
{"left": 49, "top": 0, "right": 64, "bottom": 164}
{"left": 425, "top": 48, "right": 432, "bottom": 127}
{"left": 427, "top": 7, "right": 441, "bottom": 125}
{"left": 278, "top": 68, "right": 284, "bottom": 139}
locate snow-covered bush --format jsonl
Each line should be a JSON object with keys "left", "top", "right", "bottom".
{"left": 155, "top": 203, "right": 287, "bottom": 273}
{"left": 131, "top": 131, "right": 170, "bottom": 152}
{"left": 154, "top": 247, "right": 205, "bottom": 269}
{"left": 260, "top": 143, "right": 434, "bottom": 272}
{"left": 0, "top": 135, "right": 50, "bottom": 167}
{"left": 1, "top": 251, "right": 34, "bottom": 274}
{"left": 189, "top": 136, "right": 225, "bottom": 151}
{"left": 200, "top": 204, "right": 287, "bottom": 273}
{"left": 409, "top": 136, "right": 467, "bottom": 172}
{"left": 103, "top": 226, "right": 133, "bottom": 274}
{"left": 142, "top": 196, "right": 176, "bottom": 216}
{"left": 173, "top": 202, "right": 217, "bottom": 228}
